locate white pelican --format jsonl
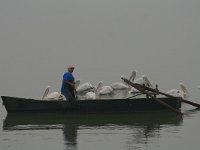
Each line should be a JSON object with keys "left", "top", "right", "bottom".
{"left": 83, "top": 81, "right": 113, "bottom": 99}
{"left": 75, "top": 79, "right": 81, "bottom": 89}
{"left": 84, "top": 86, "right": 99, "bottom": 100}
{"left": 128, "top": 77, "right": 142, "bottom": 94}
{"left": 110, "top": 82, "right": 129, "bottom": 90}
{"left": 96, "top": 81, "right": 114, "bottom": 95}
{"left": 111, "top": 71, "right": 137, "bottom": 90}
{"left": 128, "top": 75, "right": 153, "bottom": 94}
{"left": 76, "top": 80, "right": 94, "bottom": 93}
{"left": 142, "top": 75, "right": 153, "bottom": 88}
{"left": 42, "top": 86, "right": 65, "bottom": 100}
{"left": 128, "top": 87, "right": 140, "bottom": 94}
{"left": 167, "top": 83, "right": 189, "bottom": 99}
{"left": 85, "top": 91, "right": 97, "bottom": 99}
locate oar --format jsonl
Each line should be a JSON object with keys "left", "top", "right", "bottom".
{"left": 154, "top": 90, "right": 200, "bottom": 107}
{"left": 143, "top": 90, "right": 183, "bottom": 115}
{"left": 126, "top": 93, "right": 143, "bottom": 99}
{"left": 121, "top": 77, "right": 200, "bottom": 108}
{"left": 121, "top": 77, "right": 183, "bottom": 115}
{"left": 138, "top": 83, "right": 200, "bottom": 108}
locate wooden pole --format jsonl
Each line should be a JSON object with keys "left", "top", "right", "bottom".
{"left": 143, "top": 91, "right": 183, "bottom": 115}
{"left": 152, "top": 87, "right": 200, "bottom": 108}
{"left": 121, "top": 77, "right": 200, "bottom": 108}
{"left": 126, "top": 93, "right": 143, "bottom": 99}
{"left": 181, "top": 99, "right": 200, "bottom": 108}
{"left": 121, "top": 77, "right": 182, "bottom": 115}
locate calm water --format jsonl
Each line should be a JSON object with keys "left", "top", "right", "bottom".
{"left": 1, "top": 96, "right": 200, "bottom": 150}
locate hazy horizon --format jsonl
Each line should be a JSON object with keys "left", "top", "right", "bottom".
{"left": 0, "top": 0, "right": 200, "bottom": 99}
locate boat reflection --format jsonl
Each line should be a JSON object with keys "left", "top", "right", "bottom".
{"left": 3, "top": 111, "right": 183, "bottom": 147}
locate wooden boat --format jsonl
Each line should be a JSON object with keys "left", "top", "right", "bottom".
{"left": 2, "top": 78, "right": 200, "bottom": 114}
{"left": 1, "top": 95, "right": 182, "bottom": 113}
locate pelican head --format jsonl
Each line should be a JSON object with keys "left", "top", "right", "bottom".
{"left": 42, "top": 86, "right": 50, "bottom": 100}
{"left": 142, "top": 75, "right": 153, "bottom": 87}
{"left": 75, "top": 79, "right": 81, "bottom": 89}
{"left": 130, "top": 70, "right": 137, "bottom": 81}
{"left": 96, "top": 81, "right": 104, "bottom": 91}
{"left": 179, "top": 82, "right": 189, "bottom": 98}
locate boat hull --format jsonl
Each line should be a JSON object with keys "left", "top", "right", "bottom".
{"left": 1, "top": 96, "right": 181, "bottom": 113}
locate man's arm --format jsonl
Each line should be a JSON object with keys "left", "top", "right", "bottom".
{"left": 63, "top": 80, "right": 75, "bottom": 87}
{"left": 63, "top": 80, "right": 77, "bottom": 95}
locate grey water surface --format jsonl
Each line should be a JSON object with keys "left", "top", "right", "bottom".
{"left": 1, "top": 0, "right": 200, "bottom": 150}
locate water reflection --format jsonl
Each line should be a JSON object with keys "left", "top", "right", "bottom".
{"left": 182, "top": 107, "right": 200, "bottom": 117}
{"left": 63, "top": 124, "right": 77, "bottom": 148}
{"left": 3, "top": 111, "right": 183, "bottom": 149}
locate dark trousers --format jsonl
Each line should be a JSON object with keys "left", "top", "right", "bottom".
{"left": 62, "top": 88, "right": 76, "bottom": 102}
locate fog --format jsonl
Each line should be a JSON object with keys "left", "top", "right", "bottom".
{"left": 0, "top": 0, "right": 200, "bottom": 99}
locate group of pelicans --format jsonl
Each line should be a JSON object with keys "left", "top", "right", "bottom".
{"left": 42, "top": 71, "right": 190, "bottom": 101}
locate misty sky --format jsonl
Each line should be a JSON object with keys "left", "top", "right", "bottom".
{"left": 0, "top": 0, "right": 200, "bottom": 99}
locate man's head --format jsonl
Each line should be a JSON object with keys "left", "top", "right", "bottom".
{"left": 67, "top": 65, "right": 75, "bottom": 73}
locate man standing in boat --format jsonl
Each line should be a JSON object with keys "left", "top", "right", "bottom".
{"left": 61, "top": 65, "right": 77, "bottom": 101}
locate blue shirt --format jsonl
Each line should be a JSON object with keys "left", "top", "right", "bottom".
{"left": 61, "top": 72, "right": 75, "bottom": 93}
